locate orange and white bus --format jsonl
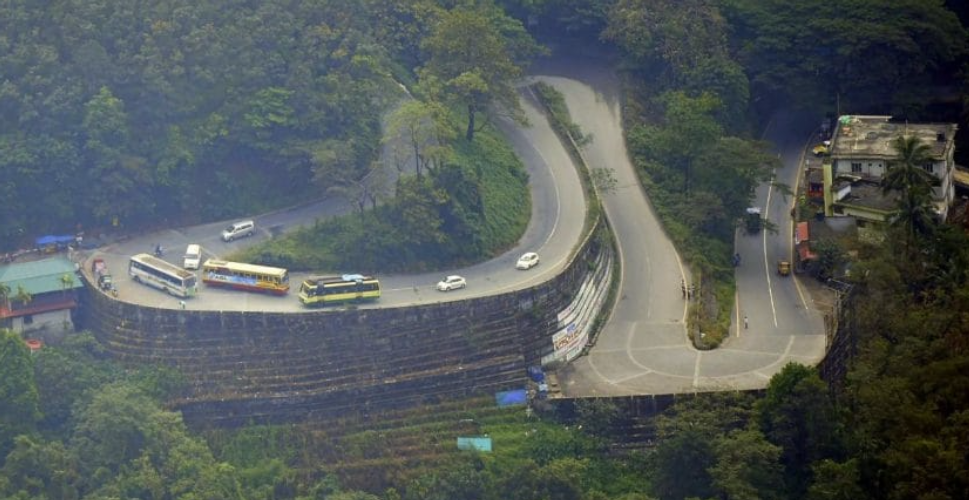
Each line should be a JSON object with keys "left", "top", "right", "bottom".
{"left": 201, "top": 259, "right": 289, "bottom": 295}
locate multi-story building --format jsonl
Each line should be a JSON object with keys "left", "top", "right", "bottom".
{"left": 823, "top": 115, "right": 958, "bottom": 223}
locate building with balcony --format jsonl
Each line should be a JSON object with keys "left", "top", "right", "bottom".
{"left": 823, "top": 115, "right": 958, "bottom": 223}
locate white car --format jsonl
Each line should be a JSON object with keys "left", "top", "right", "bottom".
{"left": 183, "top": 244, "right": 202, "bottom": 270}
{"left": 436, "top": 275, "right": 467, "bottom": 292}
{"left": 516, "top": 252, "right": 540, "bottom": 270}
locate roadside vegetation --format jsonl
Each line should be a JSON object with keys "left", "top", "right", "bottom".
{"left": 4, "top": 0, "right": 969, "bottom": 499}
{"left": 237, "top": 125, "right": 530, "bottom": 272}
{"left": 0, "top": 0, "right": 398, "bottom": 246}
{"left": 230, "top": 1, "right": 543, "bottom": 273}
{"left": 11, "top": 215, "right": 969, "bottom": 500}
{"left": 0, "top": 0, "right": 541, "bottom": 276}
{"left": 511, "top": 0, "right": 969, "bottom": 346}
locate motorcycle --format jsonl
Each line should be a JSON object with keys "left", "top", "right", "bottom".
{"left": 154, "top": 245, "right": 165, "bottom": 257}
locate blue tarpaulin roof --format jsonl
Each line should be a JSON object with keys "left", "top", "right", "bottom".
{"left": 35, "top": 235, "right": 74, "bottom": 246}
{"left": 495, "top": 389, "right": 527, "bottom": 407}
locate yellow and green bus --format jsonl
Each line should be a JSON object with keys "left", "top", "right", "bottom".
{"left": 298, "top": 274, "right": 381, "bottom": 306}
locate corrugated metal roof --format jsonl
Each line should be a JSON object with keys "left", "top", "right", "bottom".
{"left": 954, "top": 167, "right": 969, "bottom": 188}
{"left": 0, "top": 257, "right": 82, "bottom": 295}
{"left": 796, "top": 221, "right": 810, "bottom": 243}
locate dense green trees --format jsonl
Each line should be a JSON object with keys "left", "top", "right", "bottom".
{"left": 420, "top": 1, "right": 544, "bottom": 141}
{"left": 240, "top": 121, "right": 529, "bottom": 272}
{"left": 883, "top": 135, "right": 943, "bottom": 257}
{"left": 1, "top": 0, "right": 541, "bottom": 276}
{"left": 0, "top": 0, "right": 395, "bottom": 248}
{"left": 627, "top": 90, "right": 778, "bottom": 277}
{"left": 757, "top": 364, "right": 841, "bottom": 498}
{"left": 4, "top": 1, "right": 969, "bottom": 499}
{"left": 720, "top": 0, "right": 968, "bottom": 115}
{"left": 0, "top": 329, "right": 41, "bottom": 458}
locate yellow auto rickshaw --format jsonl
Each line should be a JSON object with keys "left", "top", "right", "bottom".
{"left": 777, "top": 260, "right": 791, "bottom": 276}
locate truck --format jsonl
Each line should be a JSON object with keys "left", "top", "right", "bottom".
{"left": 745, "top": 207, "right": 762, "bottom": 234}
{"left": 92, "top": 257, "right": 107, "bottom": 276}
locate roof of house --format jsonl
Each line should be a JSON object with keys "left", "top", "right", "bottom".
{"left": 796, "top": 222, "right": 810, "bottom": 243}
{"left": 954, "top": 167, "right": 969, "bottom": 189}
{"left": 830, "top": 115, "right": 957, "bottom": 161}
{"left": 0, "top": 257, "right": 82, "bottom": 295}
{"left": 833, "top": 179, "right": 899, "bottom": 213}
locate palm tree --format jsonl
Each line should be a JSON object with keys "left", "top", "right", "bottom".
{"left": 883, "top": 135, "right": 939, "bottom": 198}
{"left": 884, "top": 135, "right": 941, "bottom": 253}
{"left": 894, "top": 189, "right": 938, "bottom": 244}
{"left": 0, "top": 282, "right": 10, "bottom": 311}
{"left": 13, "top": 285, "right": 31, "bottom": 308}
{"left": 60, "top": 273, "right": 75, "bottom": 293}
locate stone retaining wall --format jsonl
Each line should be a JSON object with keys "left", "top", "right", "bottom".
{"left": 79, "top": 222, "right": 614, "bottom": 427}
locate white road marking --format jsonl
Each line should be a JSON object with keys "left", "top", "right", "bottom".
{"left": 762, "top": 180, "right": 779, "bottom": 328}
{"left": 692, "top": 351, "right": 703, "bottom": 388}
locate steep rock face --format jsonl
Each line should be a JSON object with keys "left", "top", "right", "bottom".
{"left": 79, "top": 224, "right": 614, "bottom": 426}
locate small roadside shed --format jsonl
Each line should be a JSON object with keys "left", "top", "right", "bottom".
{"left": 0, "top": 256, "right": 83, "bottom": 334}
{"left": 796, "top": 222, "right": 818, "bottom": 264}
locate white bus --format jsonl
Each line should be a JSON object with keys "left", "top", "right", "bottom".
{"left": 129, "top": 253, "right": 198, "bottom": 297}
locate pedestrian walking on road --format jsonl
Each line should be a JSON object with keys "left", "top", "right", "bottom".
{"left": 744, "top": 315, "right": 749, "bottom": 330}
{"left": 681, "top": 279, "right": 686, "bottom": 299}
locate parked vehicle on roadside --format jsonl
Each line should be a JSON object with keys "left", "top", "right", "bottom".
{"left": 97, "top": 272, "right": 116, "bottom": 292}
{"left": 129, "top": 253, "right": 198, "bottom": 297}
{"left": 92, "top": 257, "right": 107, "bottom": 276}
{"left": 183, "top": 244, "right": 202, "bottom": 270}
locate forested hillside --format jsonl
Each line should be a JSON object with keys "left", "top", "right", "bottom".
{"left": 0, "top": 0, "right": 400, "bottom": 248}
{"left": 4, "top": 0, "right": 969, "bottom": 499}
{"left": 1, "top": 0, "right": 542, "bottom": 271}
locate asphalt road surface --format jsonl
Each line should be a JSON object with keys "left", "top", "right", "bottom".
{"left": 87, "top": 86, "right": 587, "bottom": 312}
{"left": 85, "top": 56, "right": 827, "bottom": 396}
{"left": 542, "top": 58, "right": 828, "bottom": 395}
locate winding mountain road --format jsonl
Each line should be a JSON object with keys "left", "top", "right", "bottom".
{"left": 539, "top": 59, "right": 827, "bottom": 395}
{"left": 88, "top": 57, "right": 827, "bottom": 396}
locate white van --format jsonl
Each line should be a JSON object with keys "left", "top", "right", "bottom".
{"left": 221, "top": 220, "right": 255, "bottom": 242}
{"left": 183, "top": 244, "right": 202, "bottom": 270}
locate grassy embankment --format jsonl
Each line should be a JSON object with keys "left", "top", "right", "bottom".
{"left": 235, "top": 124, "right": 530, "bottom": 274}
{"left": 206, "top": 396, "right": 646, "bottom": 496}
